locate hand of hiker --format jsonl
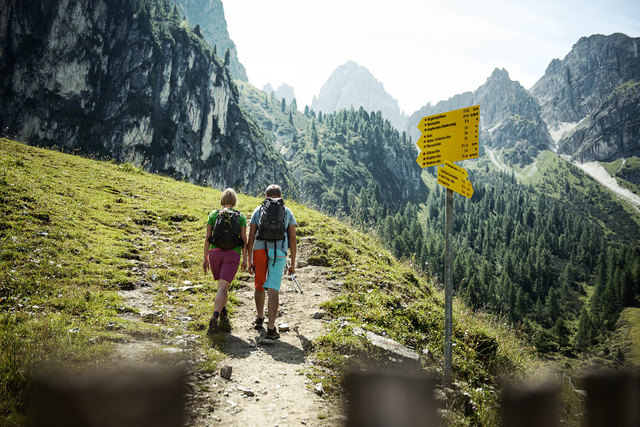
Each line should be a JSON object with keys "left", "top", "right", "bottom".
{"left": 203, "top": 258, "right": 209, "bottom": 274}
{"left": 241, "top": 258, "right": 247, "bottom": 272}
{"left": 288, "top": 262, "right": 295, "bottom": 276}
{"left": 248, "top": 262, "right": 255, "bottom": 275}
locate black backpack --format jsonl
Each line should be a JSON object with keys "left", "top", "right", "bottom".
{"left": 255, "top": 197, "right": 286, "bottom": 243}
{"left": 209, "top": 209, "right": 244, "bottom": 249}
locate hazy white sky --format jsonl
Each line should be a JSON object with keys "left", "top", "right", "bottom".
{"left": 223, "top": 0, "right": 640, "bottom": 114}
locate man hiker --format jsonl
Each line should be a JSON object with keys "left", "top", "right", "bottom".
{"left": 247, "top": 184, "right": 297, "bottom": 339}
{"left": 203, "top": 188, "right": 248, "bottom": 335}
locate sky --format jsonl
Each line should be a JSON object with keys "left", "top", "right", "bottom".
{"left": 222, "top": 0, "right": 640, "bottom": 114}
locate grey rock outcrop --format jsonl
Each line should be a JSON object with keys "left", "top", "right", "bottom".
{"left": 264, "top": 83, "right": 296, "bottom": 105}
{"left": 311, "top": 61, "right": 405, "bottom": 131}
{"left": 530, "top": 33, "right": 640, "bottom": 134}
{"left": 353, "top": 327, "right": 420, "bottom": 367}
{"left": 408, "top": 69, "right": 553, "bottom": 165}
{"left": 172, "top": 0, "right": 248, "bottom": 81}
{"left": 0, "top": 0, "right": 297, "bottom": 196}
{"left": 557, "top": 80, "right": 640, "bottom": 162}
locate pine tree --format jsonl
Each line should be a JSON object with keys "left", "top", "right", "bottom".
{"left": 224, "top": 49, "right": 230, "bottom": 67}
{"left": 544, "top": 288, "right": 560, "bottom": 324}
{"left": 553, "top": 317, "right": 570, "bottom": 349}
{"left": 341, "top": 187, "right": 350, "bottom": 214}
{"left": 311, "top": 121, "right": 318, "bottom": 149}
{"left": 171, "top": 5, "right": 181, "bottom": 23}
{"left": 575, "top": 307, "right": 592, "bottom": 349}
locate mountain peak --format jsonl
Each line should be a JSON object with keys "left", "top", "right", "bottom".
{"left": 531, "top": 33, "right": 640, "bottom": 130}
{"left": 340, "top": 60, "right": 362, "bottom": 69}
{"left": 489, "top": 68, "right": 511, "bottom": 80}
{"left": 264, "top": 83, "right": 296, "bottom": 104}
{"left": 311, "top": 61, "right": 405, "bottom": 130}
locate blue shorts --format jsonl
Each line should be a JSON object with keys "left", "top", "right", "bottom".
{"left": 254, "top": 249, "right": 287, "bottom": 292}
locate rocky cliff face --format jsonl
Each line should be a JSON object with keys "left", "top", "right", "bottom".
{"left": 172, "top": 0, "right": 247, "bottom": 81}
{"left": 557, "top": 80, "right": 640, "bottom": 162}
{"left": 408, "top": 69, "right": 553, "bottom": 165}
{"left": 0, "top": 0, "right": 296, "bottom": 196}
{"left": 530, "top": 33, "right": 640, "bottom": 137}
{"left": 311, "top": 61, "right": 405, "bottom": 131}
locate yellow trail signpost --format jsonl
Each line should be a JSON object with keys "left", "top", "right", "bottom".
{"left": 415, "top": 105, "right": 480, "bottom": 386}
{"left": 437, "top": 160, "right": 474, "bottom": 199}
{"left": 415, "top": 105, "right": 480, "bottom": 167}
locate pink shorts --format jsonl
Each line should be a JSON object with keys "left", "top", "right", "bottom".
{"left": 208, "top": 249, "right": 241, "bottom": 283}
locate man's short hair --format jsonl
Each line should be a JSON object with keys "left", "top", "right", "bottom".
{"left": 220, "top": 188, "right": 237, "bottom": 207}
{"left": 265, "top": 184, "right": 282, "bottom": 198}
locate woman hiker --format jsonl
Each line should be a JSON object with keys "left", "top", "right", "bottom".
{"left": 203, "top": 188, "right": 248, "bottom": 334}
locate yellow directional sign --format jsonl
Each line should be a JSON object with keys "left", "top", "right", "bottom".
{"left": 437, "top": 160, "right": 474, "bottom": 199}
{"left": 418, "top": 105, "right": 480, "bottom": 138}
{"left": 443, "top": 159, "right": 468, "bottom": 178}
{"left": 416, "top": 141, "right": 479, "bottom": 168}
{"left": 415, "top": 105, "right": 480, "bottom": 168}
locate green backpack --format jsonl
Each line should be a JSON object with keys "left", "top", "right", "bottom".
{"left": 209, "top": 209, "right": 244, "bottom": 249}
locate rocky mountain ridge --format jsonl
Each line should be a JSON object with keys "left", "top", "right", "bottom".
{"left": 0, "top": 0, "right": 296, "bottom": 196}
{"left": 530, "top": 33, "right": 640, "bottom": 135}
{"left": 172, "top": 0, "right": 247, "bottom": 81}
{"left": 311, "top": 61, "right": 406, "bottom": 131}
{"left": 408, "top": 68, "right": 553, "bottom": 166}
{"left": 1, "top": 0, "right": 637, "bottom": 200}
{"left": 557, "top": 79, "right": 640, "bottom": 162}
{"left": 531, "top": 33, "right": 640, "bottom": 163}
{"left": 404, "top": 33, "right": 639, "bottom": 166}
{"left": 264, "top": 83, "right": 296, "bottom": 105}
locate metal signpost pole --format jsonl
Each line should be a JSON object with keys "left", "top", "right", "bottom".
{"left": 444, "top": 188, "right": 454, "bottom": 386}
{"left": 416, "top": 105, "right": 479, "bottom": 388}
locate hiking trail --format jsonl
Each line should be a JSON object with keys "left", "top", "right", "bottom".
{"left": 116, "top": 234, "right": 344, "bottom": 425}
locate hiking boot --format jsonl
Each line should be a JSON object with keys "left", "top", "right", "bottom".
{"left": 207, "top": 316, "right": 219, "bottom": 336}
{"left": 219, "top": 307, "right": 231, "bottom": 332}
{"left": 253, "top": 317, "right": 264, "bottom": 330}
{"left": 266, "top": 327, "right": 280, "bottom": 340}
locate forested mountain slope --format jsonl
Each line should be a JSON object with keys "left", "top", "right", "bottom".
{"left": 412, "top": 153, "right": 640, "bottom": 353}
{"left": 236, "top": 81, "right": 426, "bottom": 213}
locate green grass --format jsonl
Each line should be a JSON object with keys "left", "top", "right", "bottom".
{"left": 0, "top": 138, "right": 540, "bottom": 425}
{"left": 0, "top": 138, "right": 236, "bottom": 423}
{"left": 616, "top": 307, "right": 640, "bottom": 366}
{"left": 293, "top": 216, "right": 537, "bottom": 424}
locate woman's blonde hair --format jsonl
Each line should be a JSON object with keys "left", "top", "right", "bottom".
{"left": 220, "top": 188, "right": 237, "bottom": 207}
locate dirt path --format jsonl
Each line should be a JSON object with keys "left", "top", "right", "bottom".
{"left": 186, "top": 237, "right": 343, "bottom": 425}
{"left": 115, "top": 233, "right": 343, "bottom": 425}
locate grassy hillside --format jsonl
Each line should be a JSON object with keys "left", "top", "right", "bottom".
{"left": 502, "top": 150, "right": 640, "bottom": 244}
{"left": 0, "top": 138, "right": 539, "bottom": 425}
